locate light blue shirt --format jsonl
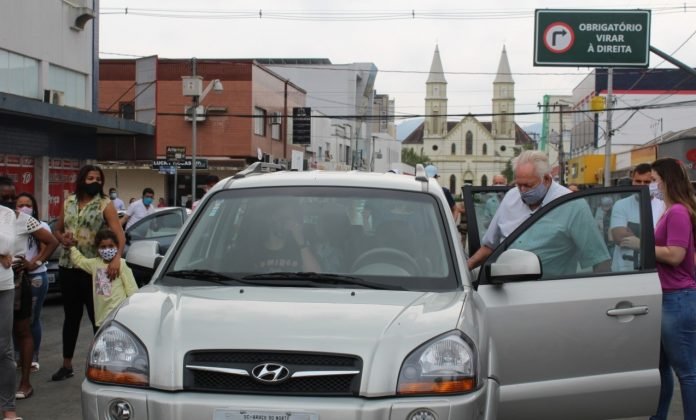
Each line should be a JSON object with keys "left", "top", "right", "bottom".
{"left": 482, "top": 181, "right": 570, "bottom": 249}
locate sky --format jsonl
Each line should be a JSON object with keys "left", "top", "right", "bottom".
{"left": 99, "top": 1, "right": 696, "bottom": 130}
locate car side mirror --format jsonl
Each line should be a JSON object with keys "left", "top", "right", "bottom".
{"left": 485, "top": 249, "right": 542, "bottom": 285}
{"left": 126, "top": 240, "right": 162, "bottom": 270}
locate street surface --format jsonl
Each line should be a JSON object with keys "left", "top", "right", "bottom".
{"left": 17, "top": 295, "right": 684, "bottom": 420}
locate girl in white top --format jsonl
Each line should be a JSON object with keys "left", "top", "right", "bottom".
{"left": 11, "top": 193, "right": 58, "bottom": 401}
{"left": 16, "top": 193, "right": 55, "bottom": 375}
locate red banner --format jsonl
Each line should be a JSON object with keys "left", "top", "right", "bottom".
{"left": 48, "top": 160, "right": 80, "bottom": 220}
{"left": 0, "top": 154, "right": 35, "bottom": 195}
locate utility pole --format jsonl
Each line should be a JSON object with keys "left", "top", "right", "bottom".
{"left": 604, "top": 68, "right": 613, "bottom": 187}
{"left": 557, "top": 102, "right": 566, "bottom": 185}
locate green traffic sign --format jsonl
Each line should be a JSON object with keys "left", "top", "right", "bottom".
{"left": 534, "top": 9, "right": 651, "bottom": 67}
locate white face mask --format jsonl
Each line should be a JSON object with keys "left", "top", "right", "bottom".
{"left": 17, "top": 207, "right": 33, "bottom": 216}
{"left": 98, "top": 247, "right": 118, "bottom": 261}
{"left": 649, "top": 182, "right": 664, "bottom": 200}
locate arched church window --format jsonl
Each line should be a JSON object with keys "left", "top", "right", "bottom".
{"left": 481, "top": 175, "right": 488, "bottom": 186}
{"left": 482, "top": 143, "right": 488, "bottom": 155}
{"left": 451, "top": 143, "right": 456, "bottom": 155}
{"left": 465, "top": 131, "right": 473, "bottom": 155}
{"left": 449, "top": 174, "right": 456, "bottom": 194}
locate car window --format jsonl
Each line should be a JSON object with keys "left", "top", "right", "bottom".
{"left": 165, "top": 187, "right": 458, "bottom": 291}
{"left": 481, "top": 188, "right": 655, "bottom": 282}
{"left": 129, "top": 210, "right": 184, "bottom": 240}
{"left": 461, "top": 185, "right": 512, "bottom": 255}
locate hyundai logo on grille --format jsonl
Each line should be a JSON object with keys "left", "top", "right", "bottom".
{"left": 251, "top": 363, "right": 291, "bottom": 383}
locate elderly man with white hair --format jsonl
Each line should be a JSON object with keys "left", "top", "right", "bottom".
{"left": 467, "top": 150, "right": 571, "bottom": 270}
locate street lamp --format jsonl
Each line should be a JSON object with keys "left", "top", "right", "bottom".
{"left": 182, "top": 58, "right": 223, "bottom": 203}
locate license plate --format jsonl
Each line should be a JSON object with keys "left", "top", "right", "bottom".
{"left": 213, "top": 410, "right": 318, "bottom": 420}
{"left": 47, "top": 273, "right": 56, "bottom": 284}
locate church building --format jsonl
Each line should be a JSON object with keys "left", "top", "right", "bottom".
{"left": 402, "top": 46, "right": 533, "bottom": 194}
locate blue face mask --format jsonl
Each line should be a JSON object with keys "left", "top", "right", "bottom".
{"left": 520, "top": 180, "right": 549, "bottom": 206}
{"left": 649, "top": 182, "right": 664, "bottom": 200}
{"left": 143, "top": 197, "right": 154, "bottom": 206}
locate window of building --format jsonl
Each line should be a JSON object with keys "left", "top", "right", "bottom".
{"left": 432, "top": 145, "right": 439, "bottom": 151}
{"left": 254, "top": 107, "right": 266, "bottom": 136}
{"left": 465, "top": 131, "right": 473, "bottom": 155}
{"left": 119, "top": 102, "right": 135, "bottom": 120}
{"left": 271, "top": 123, "right": 280, "bottom": 140}
{"left": 0, "top": 48, "right": 39, "bottom": 99}
{"left": 449, "top": 175, "right": 456, "bottom": 194}
{"left": 451, "top": 143, "right": 456, "bottom": 155}
{"left": 482, "top": 143, "right": 488, "bottom": 155}
{"left": 48, "top": 64, "right": 87, "bottom": 109}
{"left": 481, "top": 175, "right": 488, "bottom": 186}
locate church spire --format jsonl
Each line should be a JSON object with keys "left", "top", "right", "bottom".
{"left": 424, "top": 45, "right": 448, "bottom": 138}
{"left": 427, "top": 45, "right": 447, "bottom": 84}
{"left": 494, "top": 45, "right": 514, "bottom": 84}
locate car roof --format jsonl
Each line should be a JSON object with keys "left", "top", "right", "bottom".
{"left": 218, "top": 170, "right": 438, "bottom": 194}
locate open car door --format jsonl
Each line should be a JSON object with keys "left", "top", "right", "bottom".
{"left": 461, "top": 185, "right": 512, "bottom": 257}
{"left": 467, "top": 185, "right": 661, "bottom": 420}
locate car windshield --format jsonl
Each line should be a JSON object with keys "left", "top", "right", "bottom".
{"left": 162, "top": 186, "right": 458, "bottom": 291}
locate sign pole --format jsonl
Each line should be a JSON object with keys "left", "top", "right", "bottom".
{"left": 604, "top": 68, "right": 613, "bottom": 187}
{"left": 173, "top": 167, "right": 178, "bottom": 207}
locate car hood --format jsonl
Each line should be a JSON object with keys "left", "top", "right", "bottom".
{"left": 113, "top": 285, "right": 467, "bottom": 396}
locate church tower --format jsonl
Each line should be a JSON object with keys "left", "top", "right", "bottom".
{"left": 424, "top": 45, "right": 448, "bottom": 138}
{"left": 492, "top": 46, "right": 515, "bottom": 138}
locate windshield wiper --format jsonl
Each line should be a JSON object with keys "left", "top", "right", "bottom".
{"left": 242, "top": 272, "right": 404, "bottom": 290}
{"left": 165, "top": 269, "right": 249, "bottom": 285}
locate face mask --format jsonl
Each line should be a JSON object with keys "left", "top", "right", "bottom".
{"left": 83, "top": 182, "right": 102, "bottom": 197}
{"left": 98, "top": 247, "right": 118, "bottom": 261}
{"left": 520, "top": 180, "right": 549, "bottom": 206}
{"left": 17, "top": 207, "right": 33, "bottom": 216}
{"left": 110, "top": 192, "right": 117, "bottom": 199}
{"left": 143, "top": 197, "right": 154, "bottom": 206}
{"left": 649, "top": 182, "right": 664, "bottom": 200}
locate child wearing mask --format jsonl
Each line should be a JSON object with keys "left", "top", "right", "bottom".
{"left": 69, "top": 229, "right": 137, "bottom": 328}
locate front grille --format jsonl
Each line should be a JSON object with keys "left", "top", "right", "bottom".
{"left": 184, "top": 350, "right": 362, "bottom": 396}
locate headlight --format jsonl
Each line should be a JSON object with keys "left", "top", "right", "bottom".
{"left": 86, "top": 322, "right": 149, "bottom": 387}
{"left": 397, "top": 331, "right": 476, "bottom": 395}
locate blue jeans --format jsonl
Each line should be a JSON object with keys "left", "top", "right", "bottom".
{"left": 0, "top": 288, "right": 16, "bottom": 412}
{"left": 29, "top": 272, "right": 48, "bottom": 362}
{"left": 651, "top": 289, "right": 696, "bottom": 420}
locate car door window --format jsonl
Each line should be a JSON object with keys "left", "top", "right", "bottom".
{"left": 129, "top": 211, "right": 184, "bottom": 241}
{"left": 480, "top": 186, "right": 656, "bottom": 283}
{"left": 461, "top": 185, "right": 512, "bottom": 255}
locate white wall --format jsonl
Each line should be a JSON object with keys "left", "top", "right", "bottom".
{"left": 0, "top": 0, "right": 94, "bottom": 109}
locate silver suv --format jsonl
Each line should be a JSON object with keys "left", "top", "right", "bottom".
{"left": 82, "top": 163, "right": 661, "bottom": 420}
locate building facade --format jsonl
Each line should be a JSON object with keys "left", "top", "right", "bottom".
{"left": 263, "top": 59, "right": 378, "bottom": 171}
{"left": 402, "top": 46, "right": 532, "bottom": 194}
{"left": 99, "top": 58, "right": 307, "bottom": 205}
{"left": 0, "top": 0, "right": 153, "bottom": 219}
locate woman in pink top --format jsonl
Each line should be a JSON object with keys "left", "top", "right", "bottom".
{"left": 650, "top": 158, "right": 696, "bottom": 420}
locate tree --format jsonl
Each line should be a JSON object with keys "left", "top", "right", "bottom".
{"left": 401, "top": 147, "right": 430, "bottom": 167}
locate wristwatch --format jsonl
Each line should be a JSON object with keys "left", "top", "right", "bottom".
{"left": 34, "top": 260, "right": 44, "bottom": 266}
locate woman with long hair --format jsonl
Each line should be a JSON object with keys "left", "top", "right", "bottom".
{"left": 650, "top": 158, "right": 696, "bottom": 420}
{"left": 10, "top": 192, "right": 58, "bottom": 400}
{"left": 51, "top": 165, "right": 125, "bottom": 381}
{"left": 15, "top": 193, "right": 55, "bottom": 373}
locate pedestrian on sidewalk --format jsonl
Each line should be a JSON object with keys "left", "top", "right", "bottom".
{"left": 51, "top": 165, "right": 125, "bottom": 381}
{"left": 649, "top": 158, "right": 696, "bottom": 420}
{"left": 69, "top": 229, "right": 137, "bottom": 328}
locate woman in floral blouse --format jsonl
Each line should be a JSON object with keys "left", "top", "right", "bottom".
{"left": 50, "top": 165, "right": 125, "bottom": 381}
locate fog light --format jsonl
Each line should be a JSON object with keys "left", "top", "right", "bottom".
{"left": 407, "top": 408, "right": 437, "bottom": 420}
{"left": 108, "top": 400, "right": 133, "bottom": 420}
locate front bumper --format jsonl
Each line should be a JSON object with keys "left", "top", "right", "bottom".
{"left": 82, "top": 378, "right": 492, "bottom": 420}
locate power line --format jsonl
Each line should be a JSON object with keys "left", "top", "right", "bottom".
{"left": 155, "top": 97, "right": 696, "bottom": 120}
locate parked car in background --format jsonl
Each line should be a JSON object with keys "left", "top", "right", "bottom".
{"left": 124, "top": 206, "right": 190, "bottom": 286}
